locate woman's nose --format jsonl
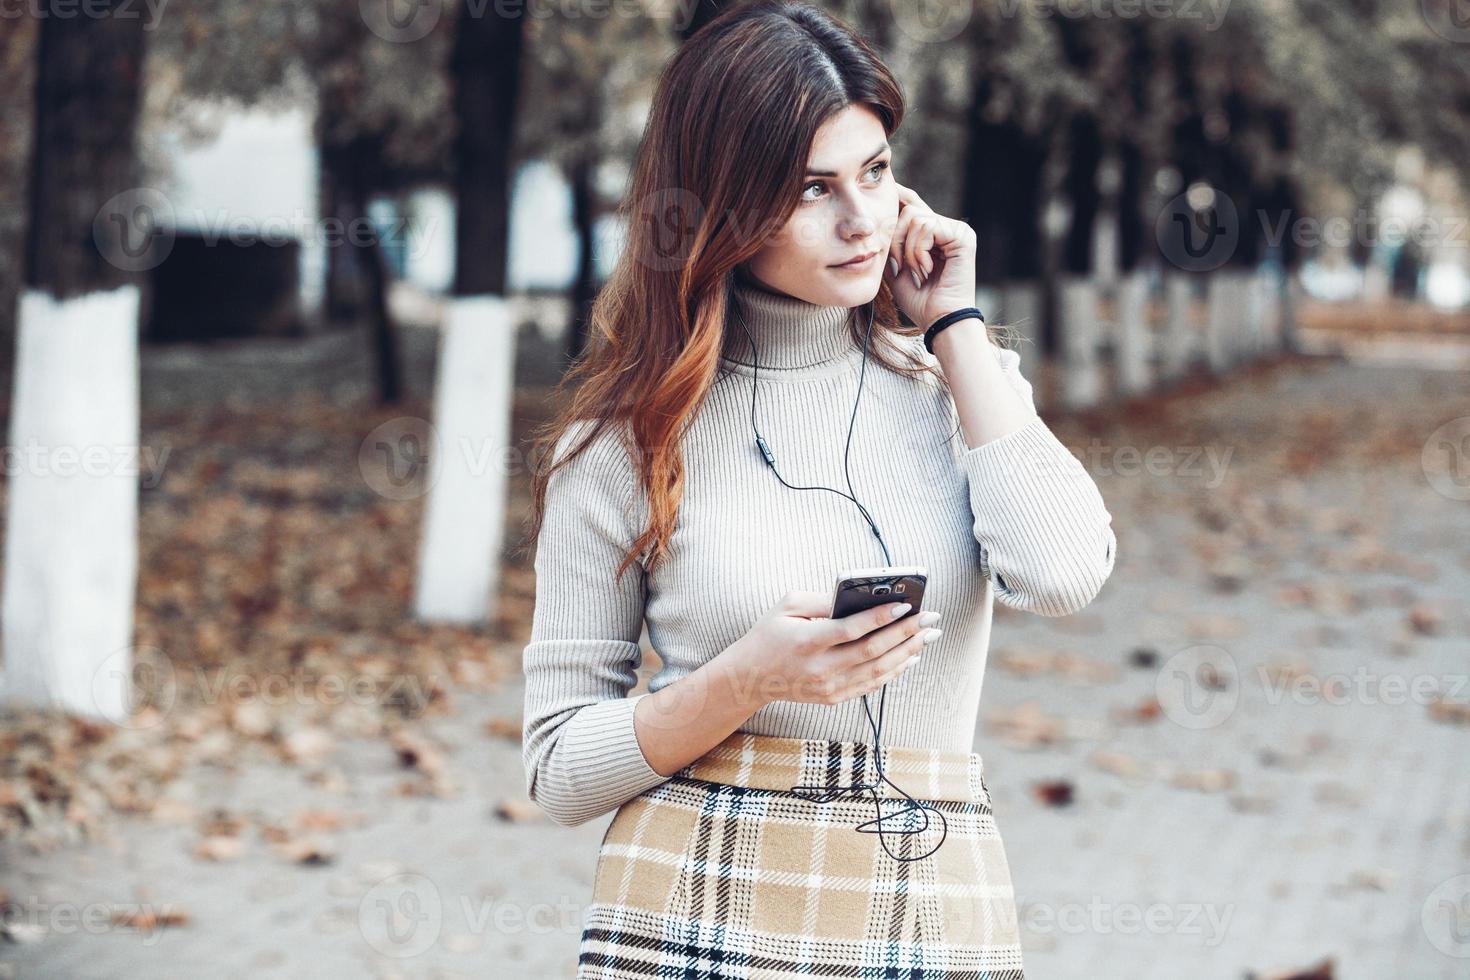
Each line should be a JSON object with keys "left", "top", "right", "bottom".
{"left": 838, "top": 206, "right": 877, "bottom": 240}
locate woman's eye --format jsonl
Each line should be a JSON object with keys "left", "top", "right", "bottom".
{"left": 800, "top": 161, "right": 889, "bottom": 203}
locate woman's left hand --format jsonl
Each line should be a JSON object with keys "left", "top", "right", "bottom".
{"left": 883, "top": 181, "right": 980, "bottom": 333}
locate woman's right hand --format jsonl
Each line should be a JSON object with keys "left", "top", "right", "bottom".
{"left": 725, "top": 591, "right": 943, "bottom": 708}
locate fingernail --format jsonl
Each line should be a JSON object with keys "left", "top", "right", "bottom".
{"left": 922, "top": 628, "right": 943, "bottom": 644}
{"left": 911, "top": 270, "right": 920, "bottom": 289}
{"left": 917, "top": 611, "right": 941, "bottom": 627}
{"left": 887, "top": 256, "right": 898, "bottom": 276}
{"left": 891, "top": 602, "right": 912, "bottom": 618}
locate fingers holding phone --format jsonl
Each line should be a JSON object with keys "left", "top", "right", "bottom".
{"left": 722, "top": 589, "right": 942, "bottom": 710}
{"left": 824, "top": 600, "right": 943, "bottom": 701}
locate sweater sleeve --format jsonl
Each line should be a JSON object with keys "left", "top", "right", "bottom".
{"left": 958, "top": 344, "right": 1118, "bottom": 617}
{"left": 521, "top": 420, "right": 670, "bottom": 827}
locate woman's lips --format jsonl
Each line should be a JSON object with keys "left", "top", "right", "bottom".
{"left": 832, "top": 250, "right": 879, "bottom": 270}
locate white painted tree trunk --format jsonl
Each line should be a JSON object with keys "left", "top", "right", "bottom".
{"left": 1259, "top": 267, "right": 1283, "bottom": 352}
{"left": 1361, "top": 259, "right": 1390, "bottom": 303}
{"left": 1094, "top": 212, "right": 1119, "bottom": 288}
{"left": 1205, "top": 273, "right": 1233, "bottom": 373}
{"left": 1114, "top": 269, "right": 1152, "bottom": 396}
{"left": 413, "top": 295, "right": 516, "bottom": 623}
{"left": 1161, "top": 272, "right": 1195, "bottom": 379}
{"left": 2, "top": 285, "right": 141, "bottom": 721}
{"left": 1243, "top": 268, "right": 1269, "bottom": 358}
{"left": 1058, "top": 276, "right": 1103, "bottom": 410}
{"left": 997, "top": 279, "right": 1045, "bottom": 410}
{"left": 1207, "top": 269, "right": 1260, "bottom": 372}
{"left": 1280, "top": 271, "right": 1301, "bottom": 353}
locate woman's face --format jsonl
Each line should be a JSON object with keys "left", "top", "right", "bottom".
{"left": 740, "top": 104, "right": 897, "bottom": 308}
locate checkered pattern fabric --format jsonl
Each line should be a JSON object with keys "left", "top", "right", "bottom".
{"left": 576, "top": 730, "right": 1026, "bottom": 978}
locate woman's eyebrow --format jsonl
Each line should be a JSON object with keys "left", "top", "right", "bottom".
{"left": 805, "top": 142, "right": 890, "bottom": 177}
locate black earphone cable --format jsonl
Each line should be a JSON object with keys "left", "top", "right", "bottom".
{"left": 731, "top": 289, "right": 949, "bottom": 863}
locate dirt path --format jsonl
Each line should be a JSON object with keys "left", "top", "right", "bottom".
{"left": 3, "top": 353, "right": 1468, "bottom": 979}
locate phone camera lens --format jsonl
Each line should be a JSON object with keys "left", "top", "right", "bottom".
{"left": 874, "top": 584, "right": 891, "bottom": 596}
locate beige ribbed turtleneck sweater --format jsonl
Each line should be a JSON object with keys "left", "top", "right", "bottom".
{"left": 522, "top": 280, "right": 1118, "bottom": 826}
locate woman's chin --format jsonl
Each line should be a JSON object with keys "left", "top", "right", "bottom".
{"left": 824, "top": 276, "right": 883, "bottom": 308}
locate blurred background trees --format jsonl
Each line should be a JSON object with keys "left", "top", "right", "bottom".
{"left": 0, "top": 0, "right": 1465, "bottom": 711}
{"left": 4, "top": 0, "right": 1465, "bottom": 378}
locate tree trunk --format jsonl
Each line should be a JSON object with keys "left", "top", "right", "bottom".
{"left": 1061, "top": 113, "right": 1103, "bottom": 276}
{"left": 320, "top": 138, "right": 402, "bottom": 402}
{"left": 413, "top": 2, "right": 526, "bottom": 624}
{"left": 340, "top": 140, "right": 404, "bottom": 405}
{"left": 5, "top": 5, "right": 146, "bottom": 720}
{"left": 567, "top": 156, "right": 598, "bottom": 365}
{"left": 319, "top": 159, "right": 357, "bottom": 326}
{"left": 1116, "top": 23, "right": 1156, "bottom": 275}
{"left": 451, "top": 2, "right": 520, "bottom": 297}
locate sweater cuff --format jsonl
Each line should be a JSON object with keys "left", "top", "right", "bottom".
{"left": 963, "top": 418, "right": 1076, "bottom": 564}
{"left": 961, "top": 414, "right": 1070, "bottom": 474}
{"left": 959, "top": 414, "right": 1115, "bottom": 616}
{"left": 556, "top": 693, "right": 669, "bottom": 812}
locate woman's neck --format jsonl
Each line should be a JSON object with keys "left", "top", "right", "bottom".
{"left": 720, "top": 277, "right": 857, "bottom": 371}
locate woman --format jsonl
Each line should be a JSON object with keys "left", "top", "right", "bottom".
{"left": 521, "top": 2, "right": 1116, "bottom": 976}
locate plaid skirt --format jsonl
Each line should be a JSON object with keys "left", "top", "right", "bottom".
{"left": 576, "top": 730, "right": 1026, "bottom": 978}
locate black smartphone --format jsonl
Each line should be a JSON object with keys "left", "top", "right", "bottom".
{"left": 831, "top": 565, "right": 927, "bottom": 621}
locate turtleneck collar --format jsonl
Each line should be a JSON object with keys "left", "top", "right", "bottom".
{"left": 720, "top": 276, "right": 859, "bottom": 372}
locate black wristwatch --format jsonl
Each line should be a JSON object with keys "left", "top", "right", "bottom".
{"left": 923, "top": 307, "right": 985, "bottom": 354}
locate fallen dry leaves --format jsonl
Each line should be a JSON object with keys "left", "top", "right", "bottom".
{"left": 1109, "top": 697, "right": 1163, "bottom": 725}
{"left": 492, "top": 798, "right": 543, "bottom": 823}
{"left": 1169, "top": 768, "right": 1238, "bottom": 793}
{"left": 1089, "top": 749, "right": 1150, "bottom": 783}
{"left": 390, "top": 727, "right": 456, "bottom": 797}
{"left": 1246, "top": 955, "right": 1335, "bottom": 980}
{"left": 108, "top": 906, "right": 191, "bottom": 933}
{"left": 193, "top": 835, "right": 245, "bottom": 862}
{"left": 984, "top": 701, "right": 1071, "bottom": 749}
{"left": 0, "top": 392, "right": 550, "bottom": 849}
{"left": 1428, "top": 698, "right": 1470, "bottom": 727}
{"left": 482, "top": 716, "right": 521, "bottom": 741}
{"left": 1030, "top": 779, "right": 1075, "bottom": 807}
{"left": 992, "top": 645, "right": 1119, "bottom": 684}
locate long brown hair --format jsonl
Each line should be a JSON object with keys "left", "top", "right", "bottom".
{"left": 525, "top": 0, "right": 1002, "bottom": 582}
